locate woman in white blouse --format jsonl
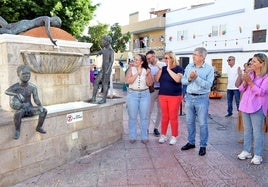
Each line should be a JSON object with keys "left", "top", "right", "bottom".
{"left": 125, "top": 54, "right": 153, "bottom": 144}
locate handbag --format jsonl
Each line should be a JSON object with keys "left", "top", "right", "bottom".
{"left": 149, "top": 85, "right": 155, "bottom": 93}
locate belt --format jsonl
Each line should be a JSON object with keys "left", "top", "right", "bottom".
{"left": 154, "top": 87, "right": 160, "bottom": 90}
{"left": 187, "top": 93, "right": 205, "bottom": 96}
{"left": 130, "top": 88, "right": 149, "bottom": 92}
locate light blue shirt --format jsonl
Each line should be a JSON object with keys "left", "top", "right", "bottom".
{"left": 149, "top": 61, "right": 166, "bottom": 88}
{"left": 182, "top": 62, "right": 214, "bottom": 94}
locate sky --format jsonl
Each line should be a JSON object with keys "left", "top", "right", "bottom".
{"left": 90, "top": 0, "right": 214, "bottom": 26}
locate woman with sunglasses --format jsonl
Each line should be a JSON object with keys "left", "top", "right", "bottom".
{"left": 237, "top": 53, "right": 268, "bottom": 165}
{"left": 155, "top": 51, "right": 183, "bottom": 145}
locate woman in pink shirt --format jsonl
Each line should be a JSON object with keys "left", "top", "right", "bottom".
{"left": 237, "top": 53, "right": 268, "bottom": 165}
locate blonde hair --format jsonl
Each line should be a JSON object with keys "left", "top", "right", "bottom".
{"left": 164, "top": 51, "right": 178, "bottom": 66}
{"left": 254, "top": 53, "right": 268, "bottom": 77}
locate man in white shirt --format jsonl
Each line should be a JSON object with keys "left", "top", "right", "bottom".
{"left": 226, "top": 56, "right": 240, "bottom": 117}
{"left": 146, "top": 50, "right": 166, "bottom": 136}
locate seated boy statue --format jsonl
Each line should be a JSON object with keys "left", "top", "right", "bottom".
{"left": 5, "top": 65, "right": 47, "bottom": 139}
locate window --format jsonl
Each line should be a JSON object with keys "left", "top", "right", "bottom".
{"left": 252, "top": 29, "right": 266, "bottom": 43}
{"left": 125, "top": 41, "right": 130, "bottom": 51}
{"left": 212, "top": 25, "right": 218, "bottom": 37}
{"left": 254, "top": 0, "right": 268, "bottom": 9}
{"left": 177, "top": 30, "right": 188, "bottom": 41}
{"left": 220, "top": 24, "right": 226, "bottom": 36}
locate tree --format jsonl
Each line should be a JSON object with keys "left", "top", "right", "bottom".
{"left": 78, "top": 23, "right": 109, "bottom": 52}
{"left": 78, "top": 23, "right": 131, "bottom": 53}
{"left": 108, "top": 23, "right": 131, "bottom": 53}
{"left": 0, "top": 0, "right": 97, "bottom": 37}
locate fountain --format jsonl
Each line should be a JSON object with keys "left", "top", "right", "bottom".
{"left": 0, "top": 32, "right": 124, "bottom": 186}
{"left": 21, "top": 50, "right": 84, "bottom": 74}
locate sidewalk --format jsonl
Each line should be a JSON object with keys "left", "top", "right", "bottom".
{"left": 13, "top": 90, "right": 268, "bottom": 187}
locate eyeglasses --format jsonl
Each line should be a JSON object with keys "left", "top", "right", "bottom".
{"left": 164, "top": 57, "right": 170, "bottom": 59}
{"left": 227, "top": 59, "right": 233, "bottom": 62}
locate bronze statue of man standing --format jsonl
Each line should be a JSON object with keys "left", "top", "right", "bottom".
{"left": 5, "top": 65, "right": 47, "bottom": 139}
{"left": 88, "top": 35, "right": 115, "bottom": 104}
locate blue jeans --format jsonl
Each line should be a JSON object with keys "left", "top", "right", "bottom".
{"left": 127, "top": 89, "right": 151, "bottom": 140}
{"left": 227, "top": 89, "right": 240, "bottom": 115}
{"left": 185, "top": 93, "right": 209, "bottom": 147}
{"left": 242, "top": 109, "right": 265, "bottom": 156}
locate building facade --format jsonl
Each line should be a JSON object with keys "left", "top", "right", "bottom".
{"left": 165, "top": 0, "right": 268, "bottom": 90}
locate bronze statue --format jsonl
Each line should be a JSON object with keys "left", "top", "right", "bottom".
{"left": 88, "top": 35, "right": 115, "bottom": 104}
{"left": 0, "top": 16, "right": 62, "bottom": 46}
{"left": 5, "top": 65, "right": 47, "bottom": 139}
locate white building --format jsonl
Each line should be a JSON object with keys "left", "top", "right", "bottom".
{"left": 165, "top": 0, "right": 268, "bottom": 79}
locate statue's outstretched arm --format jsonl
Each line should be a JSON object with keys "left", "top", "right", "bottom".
{"left": 44, "top": 18, "right": 57, "bottom": 46}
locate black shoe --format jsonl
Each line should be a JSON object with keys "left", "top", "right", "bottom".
{"left": 36, "top": 127, "right": 46, "bottom": 134}
{"left": 129, "top": 139, "right": 136, "bottom": 144}
{"left": 153, "top": 128, "right": 160, "bottom": 137}
{"left": 181, "top": 143, "right": 196, "bottom": 150}
{"left": 141, "top": 139, "right": 149, "bottom": 144}
{"left": 199, "top": 147, "right": 206, "bottom": 156}
{"left": 225, "top": 114, "right": 232, "bottom": 117}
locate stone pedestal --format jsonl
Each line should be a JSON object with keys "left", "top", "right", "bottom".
{"left": 0, "top": 100, "right": 124, "bottom": 186}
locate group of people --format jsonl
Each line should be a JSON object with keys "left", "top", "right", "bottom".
{"left": 125, "top": 47, "right": 268, "bottom": 162}
{"left": 226, "top": 54, "right": 268, "bottom": 165}
{"left": 125, "top": 47, "right": 214, "bottom": 156}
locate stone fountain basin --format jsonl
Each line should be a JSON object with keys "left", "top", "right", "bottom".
{"left": 21, "top": 50, "right": 84, "bottom": 74}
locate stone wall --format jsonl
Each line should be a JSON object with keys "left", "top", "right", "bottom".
{"left": 0, "top": 99, "right": 124, "bottom": 186}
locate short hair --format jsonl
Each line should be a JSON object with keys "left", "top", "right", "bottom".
{"left": 146, "top": 50, "right": 155, "bottom": 56}
{"left": 17, "top": 65, "right": 30, "bottom": 76}
{"left": 228, "top": 56, "right": 235, "bottom": 61}
{"left": 194, "top": 47, "right": 207, "bottom": 58}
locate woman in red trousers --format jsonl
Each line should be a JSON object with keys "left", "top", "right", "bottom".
{"left": 155, "top": 51, "right": 183, "bottom": 145}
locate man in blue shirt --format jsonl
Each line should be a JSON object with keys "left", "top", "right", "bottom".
{"left": 181, "top": 47, "right": 214, "bottom": 156}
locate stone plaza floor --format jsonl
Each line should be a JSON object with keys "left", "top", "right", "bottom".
{"left": 13, "top": 88, "right": 268, "bottom": 187}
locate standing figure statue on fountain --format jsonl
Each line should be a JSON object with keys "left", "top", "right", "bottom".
{"left": 5, "top": 65, "right": 47, "bottom": 139}
{"left": 88, "top": 35, "right": 115, "bottom": 104}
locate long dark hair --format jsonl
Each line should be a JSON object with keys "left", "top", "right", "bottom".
{"left": 138, "top": 54, "right": 150, "bottom": 70}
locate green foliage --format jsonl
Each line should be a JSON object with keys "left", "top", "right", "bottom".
{"left": 0, "top": 0, "right": 131, "bottom": 53}
{"left": 78, "top": 23, "right": 109, "bottom": 52}
{"left": 108, "top": 23, "right": 131, "bottom": 53}
{"left": 0, "top": 0, "right": 97, "bottom": 37}
{"left": 78, "top": 23, "right": 131, "bottom": 53}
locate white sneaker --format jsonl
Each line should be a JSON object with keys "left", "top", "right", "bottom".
{"left": 159, "top": 135, "right": 167, "bottom": 143}
{"left": 237, "top": 151, "right": 252, "bottom": 160}
{"left": 169, "top": 136, "right": 177, "bottom": 145}
{"left": 251, "top": 155, "right": 263, "bottom": 165}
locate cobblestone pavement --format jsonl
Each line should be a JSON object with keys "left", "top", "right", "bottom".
{"left": 13, "top": 89, "right": 268, "bottom": 187}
